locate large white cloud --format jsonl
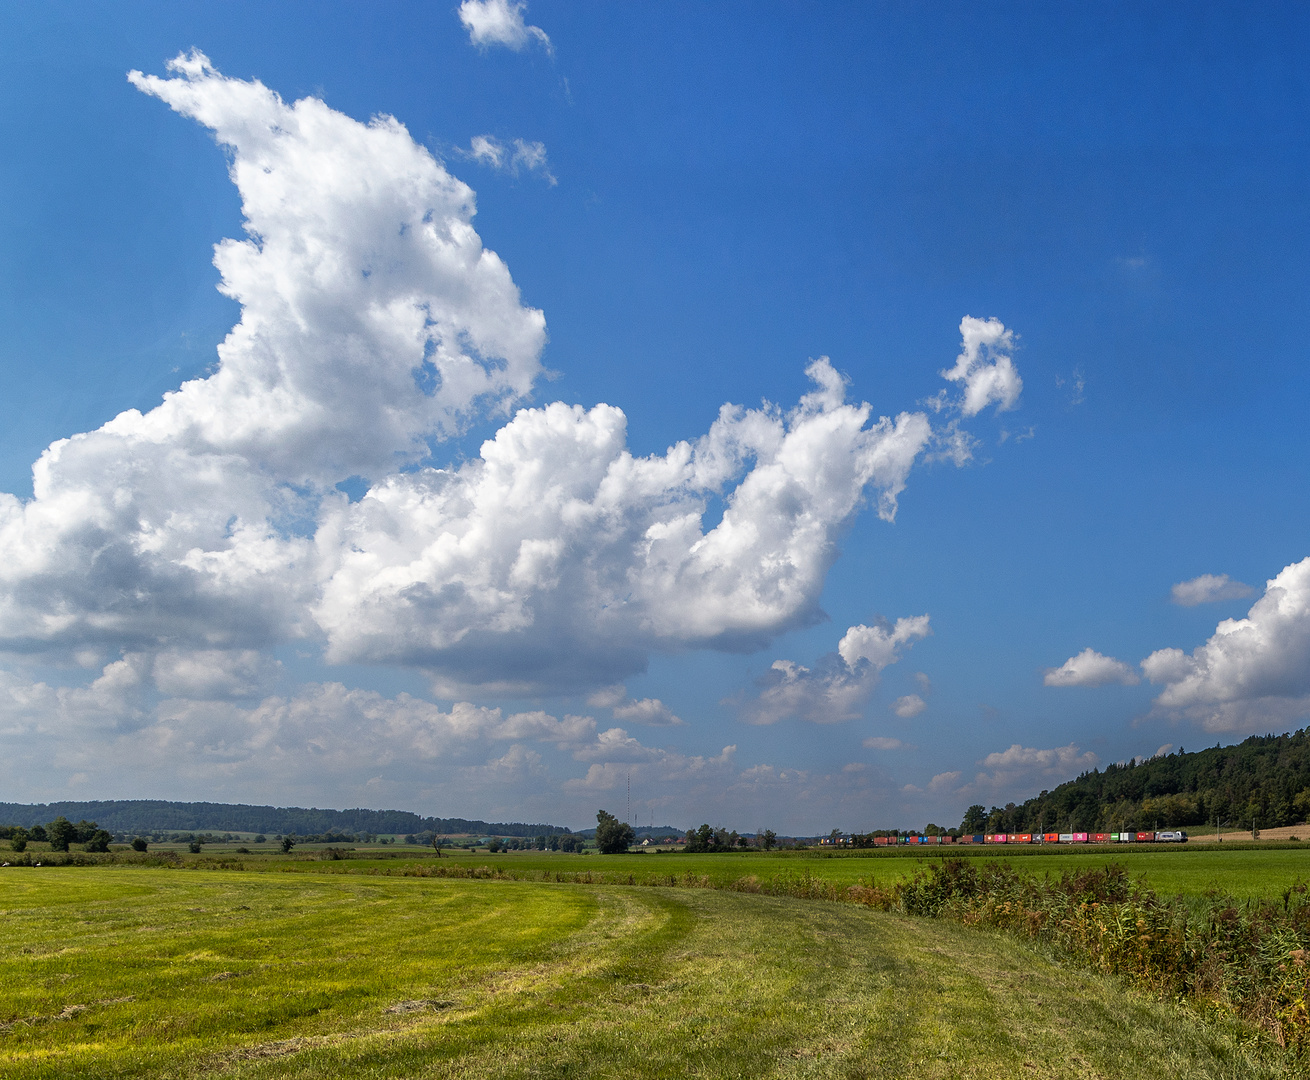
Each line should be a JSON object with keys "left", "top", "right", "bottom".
{"left": 0, "top": 52, "right": 546, "bottom": 656}
{"left": 1143, "top": 556, "right": 1310, "bottom": 732}
{"left": 0, "top": 55, "right": 1018, "bottom": 715}
{"left": 731, "top": 615, "right": 930, "bottom": 725}
{"left": 1043, "top": 647, "right": 1140, "bottom": 687}
{"left": 317, "top": 374, "right": 935, "bottom": 693}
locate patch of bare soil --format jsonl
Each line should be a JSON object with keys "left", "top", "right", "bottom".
{"left": 1189, "top": 826, "right": 1309, "bottom": 843}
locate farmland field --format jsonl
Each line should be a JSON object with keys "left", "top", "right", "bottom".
{"left": 0, "top": 864, "right": 1295, "bottom": 1078}
{"left": 259, "top": 843, "right": 1310, "bottom": 901}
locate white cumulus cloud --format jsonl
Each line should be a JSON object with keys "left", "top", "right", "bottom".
{"left": 1143, "top": 556, "right": 1310, "bottom": 732}
{"left": 316, "top": 368, "right": 936, "bottom": 695}
{"left": 939, "top": 316, "right": 1022, "bottom": 417}
{"left": 1170, "top": 573, "right": 1255, "bottom": 607}
{"left": 732, "top": 616, "right": 930, "bottom": 725}
{"left": 0, "top": 55, "right": 1022, "bottom": 736}
{"left": 612, "top": 698, "right": 683, "bottom": 727}
{"left": 1043, "top": 647, "right": 1141, "bottom": 687}
{"left": 459, "top": 0, "right": 551, "bottom": 51}
{"left": 0, "top": 53, "right": 547, "bottom": 661}
{"left": 891, "top": 693, "right": 926, "bottom": 718}
{"left": 974, "top": 743, "right": 1099, "bottom": 790}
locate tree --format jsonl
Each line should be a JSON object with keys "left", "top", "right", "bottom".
{"left": 281, "top": 836, "right": 297, "bottom": 853}
{"left": 85, "top": 830, "right": 112, "bottom": 853}
{"left": 47, "top": 817, "right": 76, "bottom": 852}
{"left": 960, "top": 804, "right": 987, "bottom": 834}
{"left": 255, "top": 835, "right": 266, "bottom": 844}
{"left": 432, "top": 835, "right": 445, "bottom": 858}
{"left": 759, "top": 829, "right": 777, "bottom": 851}
{"left": 595, "top": 810, "right": 634, "bottom": 854}
{"left": 10, "top": 828, "right": 28, "bottom": 853}
{"left": 131, "top": 837, "right": 148, "bottom": 852}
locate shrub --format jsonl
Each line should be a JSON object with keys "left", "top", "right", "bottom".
{"left": 131, "top": 837, "right": 148, "bottom": 852}
{"left": 188, "top": 842, "right": 202, "bottom": 854}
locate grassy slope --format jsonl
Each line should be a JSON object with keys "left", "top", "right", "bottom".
{"left": 0, "top": 867, "right": 1289, "bottom": 1079}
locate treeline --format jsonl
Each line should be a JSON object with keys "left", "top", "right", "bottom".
{"left": 0, "top": 799, "right": 572, "bottom": 839}
{"left": 965, "top": 728, "right": 1310, "bottom": 834}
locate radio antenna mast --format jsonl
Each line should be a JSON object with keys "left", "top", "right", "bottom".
{"left": 627, "top": 771, "right": 631, "bottom": 825}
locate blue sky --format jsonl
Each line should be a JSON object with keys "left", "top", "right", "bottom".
{"left": 1, "top": 2, "right": 1308, "bottom": 834}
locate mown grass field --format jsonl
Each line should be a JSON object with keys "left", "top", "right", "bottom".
{"left": 0, "top": 863, "right": 1298, "bottom": 1079}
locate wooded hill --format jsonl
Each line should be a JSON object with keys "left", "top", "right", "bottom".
{"left": 969, "top": 728, "right": 1310, "bottom": 834}
{"left": 0, "top": 799, "right": 572, "bottom": 838}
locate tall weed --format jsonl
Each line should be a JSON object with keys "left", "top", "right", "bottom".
{"left": 884, "top": 858, "right": 1310, "bottom": 1053}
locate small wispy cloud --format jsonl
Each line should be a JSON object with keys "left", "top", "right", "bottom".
{"left": 864, "top": 736, "right": 913, "bottom": 751}
{"left": 461, "top": 135, "right": 557, "bottom": 185}
{"left": 458, "top": 0, "right": 551, "bottom": 52}
{"left": 1170, "top": 573, "right": 1255, "bottom": 607}
{"left": 1055, "top": 366, "right": 1086, "bottom": 407}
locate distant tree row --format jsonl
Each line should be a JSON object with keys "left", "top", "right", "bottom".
{"left": 955, "top": 728, "right": 1310, "bottom": 835}
{"left": 0, "top": 799, "right": 573, "bottom": 840}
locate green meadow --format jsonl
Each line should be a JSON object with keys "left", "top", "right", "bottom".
{"left": 1, "top": 853, "right": 1304, "bottom": 1078}
{"left": 259, "top": 843, "right": 1310, "bottom": 901}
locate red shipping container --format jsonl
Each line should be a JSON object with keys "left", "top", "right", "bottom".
{"left": 874, "top": 836, "right": 888, "bottom": 846}
{"left": 1043, "top": 833, "right": 1059, "bottom": 843}
{"left": 1013, "top": 833, "right": 1032, "bottom": 843}
{"left": 1136, "top": 832, "right": 1154, "bottom": 842}
{"left": 1092, "top": 833, "right": 1111, "bottom": 843}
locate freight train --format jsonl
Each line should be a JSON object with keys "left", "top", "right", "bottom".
{"left": 862, "top": 830, "right": 1187, "bottom": 846}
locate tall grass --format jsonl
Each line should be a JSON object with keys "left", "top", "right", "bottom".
{"left": 871, "top": 858, "right": 1310, "bottom": 1054}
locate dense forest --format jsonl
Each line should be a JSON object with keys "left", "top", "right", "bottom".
{"left": 963, "top": 728, "right": 1310, "bottom": 834}
{"left": 0, "top": 800, "right": 571, "bottom": 838}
